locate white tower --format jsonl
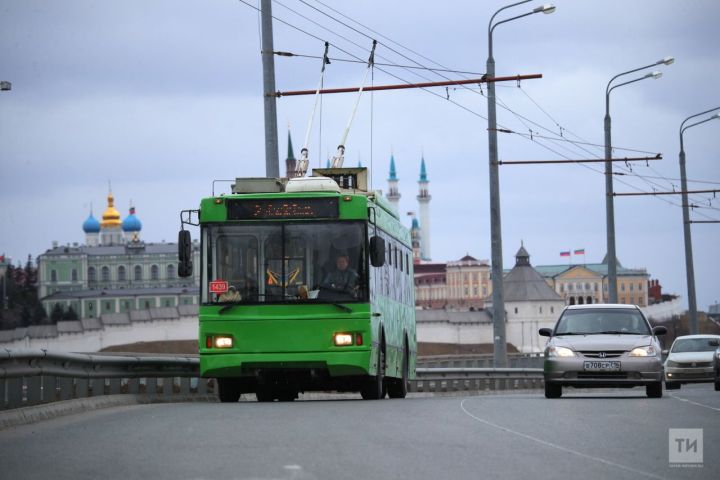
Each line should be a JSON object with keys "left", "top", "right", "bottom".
{"left": 417, "top": 156, "right": 431, "bottom": 261}
{"left": 386, "top": 154, "right": 401, "bottom": 212}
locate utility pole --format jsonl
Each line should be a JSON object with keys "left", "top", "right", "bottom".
{"left": 486, "top": 0, "right": 555, "bottom": 368}
{"left": 261, "top": 0, "right": 280, "bottom": 178}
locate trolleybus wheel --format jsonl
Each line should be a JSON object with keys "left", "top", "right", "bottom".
{"left": 256, "top": 387, "right": 275, "bottom": 402}
{"left": 387, "top": 343, "right": 409, "bottom": 399}
{"left": 277, "top": 388, "right": 298, "bottom": 402}
{"left": 361, "top": 346, "right": 386, "bottom": 400}
{"left": 217, "top": 378, "right": 242, "bottom": 403}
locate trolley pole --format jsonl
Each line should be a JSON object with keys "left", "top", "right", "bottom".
{"left": 261, "top": 0, "right": 280, "bottom": 178}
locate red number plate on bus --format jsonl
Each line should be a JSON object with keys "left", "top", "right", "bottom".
{"left": 209, "top": 280, "right": 228, "bottom": 294}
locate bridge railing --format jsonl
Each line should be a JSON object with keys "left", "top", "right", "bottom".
{"left": 0, "top": 349, "right": 210, "bottom": 411}
{"left": 411, "top": 367, "right": 544, "bottom": 393}
{"left": 417, "top": 353, "right": 544, "bottom": 369}
{"left": 1, "top": 350, "right": 545, "bottom": 411}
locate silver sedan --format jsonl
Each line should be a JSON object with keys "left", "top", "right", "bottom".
{"left": 540, "top": 304, "right": 667, "bottom": 399}
{"left": 664, "top": 334, "right": 720, "bottom": 390}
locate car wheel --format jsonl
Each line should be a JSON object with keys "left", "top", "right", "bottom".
{"left": 217, "top": 378, "right": 241, "bottom": 403}
{"left": 361, "top": 346, "right": 386, "bottom": 400}
{"left": 646, "top": 382, "right": 663, "bottom": 398}
{"left": 544, "top": 382, "right": 561, "bottom": 399}
{"left": 715, "top": 381, "right": 720, "bottom": 392}
{"left": 665, "top": 382, "right": 680, "bottom": 390}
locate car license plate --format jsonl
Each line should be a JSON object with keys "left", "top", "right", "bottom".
{"left": 583, "top": 361, "right": 621, "bottom": 371}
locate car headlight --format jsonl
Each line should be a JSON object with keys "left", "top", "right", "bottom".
{"left": 547, "top": 346, "right": 575, "bottom": 358}
{"left": 629, "top": 345, "right": 657, "bottom": 357}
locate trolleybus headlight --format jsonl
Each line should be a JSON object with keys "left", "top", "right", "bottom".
{"left": 214, "top": 336, "right": 234, "bottom": 349}
{"left": 333, "top": 333, "right": 353, "bottom": 346}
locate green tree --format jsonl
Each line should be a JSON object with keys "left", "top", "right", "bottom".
{"left": 63, "top": 306, "right": 79, "bottom": 321}
{"left": 32, "top": 305, "right": 47, "bottom": 325}
{"left": 50, "top": 303, "right": 64, "bottom": 323}
{"left": 20, "top": 305, "right": 31, "bottom": 326}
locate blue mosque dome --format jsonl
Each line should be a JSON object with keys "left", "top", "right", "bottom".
{"left": 82, "top": 211, "right": 101, "bottom": 233}
{"left": 122, "top": 206, "right": 142, "bottom": 232}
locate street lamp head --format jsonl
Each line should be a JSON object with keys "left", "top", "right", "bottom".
{"left": 657, "top": 56, "right": 675, "bottom": 66}
{"left": 0, "top": 81, "right": 11, "bottom": 91}
{"left": 533, "top": 4, "right": 556, "bottom": 14}
{"left": 644, "top": 71, "right": 663, "bottom": 80}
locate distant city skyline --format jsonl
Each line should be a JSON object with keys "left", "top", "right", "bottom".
{"left": 1, "top": 0, "right": 718, "bottom": 310}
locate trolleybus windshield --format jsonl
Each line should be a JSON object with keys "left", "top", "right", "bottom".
{"left": 202, "top": 221, "right": 367, "bottom": 305}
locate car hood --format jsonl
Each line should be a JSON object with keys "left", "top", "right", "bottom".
{"left": 553, "top": 334, "right": 653, "bottom": 352}
{"left": 667, "top": 351, "right": 716, "bottom": 363}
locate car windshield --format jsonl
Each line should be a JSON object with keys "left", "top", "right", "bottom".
{"left": 202, "top": 221, "right": 367, "bottom": 305}
{"left": 555, "top": 308, "right": 651, "bottom": 335}
{"left": 671, "top": 338, "right": 719, "bottom": 353}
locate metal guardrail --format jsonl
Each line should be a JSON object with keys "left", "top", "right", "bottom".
{"left": 0, "top": 349, "right": 209, "bottom": 411}
{"left": 1, "top": 350, "right": 545, "bottom": 411}
{"left": 411, "top": 367, "right": 544, "bottom": 393}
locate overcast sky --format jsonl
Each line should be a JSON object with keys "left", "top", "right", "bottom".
{"left": 1, "top": 0, "right": 718, "bottom": 310}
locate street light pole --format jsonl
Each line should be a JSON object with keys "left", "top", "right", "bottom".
{"left": 260, "top": 0, "right": 280, "bottom": 178}
{"left": 487, "top": 1, "right": 555, "bottom": 367}
{"left": 603, "top": 57, "right": 672, "bottom": 303}
{"left": 679, "top": 108, "right": 720, "bottom": 333}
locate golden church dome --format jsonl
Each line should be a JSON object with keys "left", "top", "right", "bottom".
{"left": 101, "top": 191, "right": 122, "bottom": 228}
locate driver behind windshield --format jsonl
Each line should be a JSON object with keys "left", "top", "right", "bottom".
{"left": 321, "top": 251, "right": 358, "bottom": 295}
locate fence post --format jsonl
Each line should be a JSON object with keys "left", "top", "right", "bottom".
{"left": 26, "top": 376, "right": 42, "bottom": 405}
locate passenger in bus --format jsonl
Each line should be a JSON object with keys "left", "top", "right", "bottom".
{"left": 219, "top": 285, "right": 241, "bottom": 302}
{"left": 321, "top": 251, "right": 359, "bottom": 295}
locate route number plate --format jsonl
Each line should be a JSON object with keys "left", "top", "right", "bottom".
{"left": 209, "top": 280, "right": 228, "bottom": 294}
{"left": 583, "top": 361, "right": 621, "bottom": 371}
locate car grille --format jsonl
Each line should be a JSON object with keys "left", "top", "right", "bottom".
{"left": 577, "top": 372, "right": 629, "bottom": 379}
{"left": 671, "top": 372, "right": 713, "bottom": 380}
{"left": 675, "top": 362, "right": 713, "bottom": 368}
{"left": 579, "top": 350, "right": 625, "bottom": 358}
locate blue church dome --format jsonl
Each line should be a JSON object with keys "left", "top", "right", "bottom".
{"left": 82, "top": 212, "right": 101, "bottom": 233}
{"left": 122, "top": 206, "right": 142, "bottom": 232}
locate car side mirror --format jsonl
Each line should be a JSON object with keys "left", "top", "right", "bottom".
{"left": 539, "top": 328, "right": 553, "bottom": 337}
{"left": 661, "top": 349, "right": 669, "bottom": 356}
{"left": 652, "top": 326, "right": 667, "bottom": 336}
{"left": 370, "top": 236, "right": 385, "bottom": 267}
{"left": 709, "top": 338, "right": 720, "bottom": 347}
{"left": 178, "top": 230, "right": 193, "bottom": 277}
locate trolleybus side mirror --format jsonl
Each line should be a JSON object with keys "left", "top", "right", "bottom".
{"left": 178, "top": 230, "right": 193, "bottom": 277}
{"left": 370, "top": 236, "right": 385, "bottom": 267}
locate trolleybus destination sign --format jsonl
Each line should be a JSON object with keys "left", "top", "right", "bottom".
{"left": 226, "top": 198, "right": 339, "bottom": 220}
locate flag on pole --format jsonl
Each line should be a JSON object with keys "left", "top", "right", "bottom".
{"left": 560, "top": 251, "right": 571, "bottom": 257}
{"left": 574, "top": 249, "right": 585, "bottom": 255}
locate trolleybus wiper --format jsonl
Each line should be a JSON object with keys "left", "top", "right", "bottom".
{"left": 328, "top": 303, "right": 353, "bottom": 313}
{"left": 218, "top": 303, "right": 241, "bottom": 314}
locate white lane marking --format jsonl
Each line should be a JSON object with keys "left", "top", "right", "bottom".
{"left": 669, "top": 393, "right": 720, "bottom": 412}
{"left": 459, "top": 398, "right": 666, "bottom": 480}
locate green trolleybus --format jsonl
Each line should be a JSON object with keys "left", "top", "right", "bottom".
{"left": 178, "top": 168, "right": 416, "bottom": 402}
